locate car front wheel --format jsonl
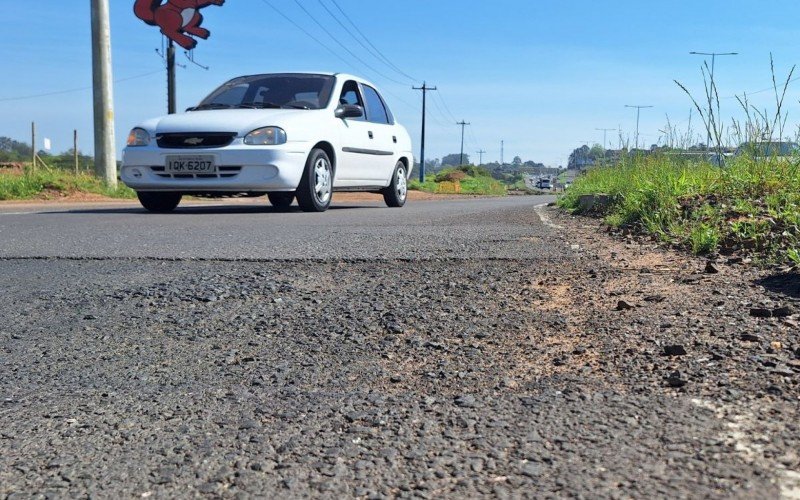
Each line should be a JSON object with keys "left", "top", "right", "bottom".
{"left": 296, "top": 148, "right": 333, "bottom": 213}
{"left": 382, "top": 161, "right": 408, "bottom": 208}
{"left": 137, "top": 192, "right": 182, "bottom": 213}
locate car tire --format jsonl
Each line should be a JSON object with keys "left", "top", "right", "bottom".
{"left": 382, "top": 161, "right": 408, "bottom": 208}
{"left": 268, "top": 192, "right": 294, "bottom": 211}
{"left": 296, "top": 148, "right": 333, "bottom": 213}
{"left": 137, "top": 192, "right": 182, "bottom": 213}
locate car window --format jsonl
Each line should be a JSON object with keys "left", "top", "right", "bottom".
{"left": 361, "top": 85, "right": 390, "bottom": 125}
{"left": 209, "top": 83, "right": 248, "bottom": 105}
{"left": 198, "top": 74, "right": 335, "bottom": 110}
{"left": 339, "top": 81, "right": 365, "bottom": 121}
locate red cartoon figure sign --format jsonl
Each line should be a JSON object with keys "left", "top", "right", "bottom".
{"left": 134, "top": 0, "right": 225, "bottom": 50}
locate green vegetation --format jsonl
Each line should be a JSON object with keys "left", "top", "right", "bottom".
{"left": 409, "top": 165, "right": 507, "bottom": 196}
{"left": 558, "top": 153, "right": 800, "bottom": 264}
{"left": 0, "top": 167, "right": 134, "bottom": 200}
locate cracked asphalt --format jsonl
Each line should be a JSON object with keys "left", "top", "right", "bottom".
{"left": 1, "top": 196, "right": 799, "bottom": 499}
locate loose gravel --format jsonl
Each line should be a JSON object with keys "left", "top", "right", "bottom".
{"left": 1, "top": 202, "right": 798, "bottom": 498}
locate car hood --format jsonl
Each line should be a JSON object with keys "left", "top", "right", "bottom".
{"left": 152, "top": 109, "right": 315, "bottom": 135}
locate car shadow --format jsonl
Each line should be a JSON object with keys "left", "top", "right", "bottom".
{"left": 755, "top": 271, "right": 800, "bottom": 299}
{"left": 40, "top": 204, "right": 376, "bottom": 215}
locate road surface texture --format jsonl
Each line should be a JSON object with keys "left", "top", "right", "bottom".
{"left": 1, "top": 196, "right": 799, "bottom": 499}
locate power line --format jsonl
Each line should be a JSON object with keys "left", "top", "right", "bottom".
{"left": 0, "top": 69, "right": 163, "bottom": 103}
{"left": 467, "top": 125, "right": 482, "bottom": 151}
{"left": 259, "top": 0, "right": 358, "bottom": 73}
{"left": 288, "top": 0, "right": 407, "bottom": 86}
{"left": 317, "top": 0, "right": 415, "bottom": 84}
{"left": 721, "top": 74, "right": 800, "bottom": 100}
{"left": 434, "top": 91, "right": 459, "bottom": 123}
{"left": 327, "top": 0, "right": 417, "bottom": 82}
{"left": 426, "top": 92, "right": 453, "bottom": 127}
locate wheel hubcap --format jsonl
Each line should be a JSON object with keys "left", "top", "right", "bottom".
{"left": 314, "top": 158, "right": 332, "bottom": 204}
{"left": 397, "top": 167, "right": 407, "bottom": 200}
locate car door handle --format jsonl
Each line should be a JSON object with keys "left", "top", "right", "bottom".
{"left": 393, "top": 136, "right": 397, "bottom": 143}
{"left": 368, "top": 131, "right": 374, "bottom": 139}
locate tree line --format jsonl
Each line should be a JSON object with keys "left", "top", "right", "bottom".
{"left": 0, "top": 136, "right": 94, "bottom": 170}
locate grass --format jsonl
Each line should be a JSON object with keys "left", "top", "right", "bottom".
{"left": 409, "top": 166, "right": 508, "bottom": 196}
{"left": 558, "top": 153, "right": 800, "bottom": 265}
{"left": 0, "top": 167, "right": 135, "bottom": 200}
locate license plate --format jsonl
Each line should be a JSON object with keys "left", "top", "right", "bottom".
{"left": 166, "top": 155, "right": 216, "bottom": 174}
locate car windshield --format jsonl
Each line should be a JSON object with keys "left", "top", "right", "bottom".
{"left": 193, "top": 74, "right": 335, "bottom": 111}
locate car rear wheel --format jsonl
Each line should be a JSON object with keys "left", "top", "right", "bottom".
{"left": 137, "top": 192, "right": 182, "bottom": 213}
{"left": 382, "top": 161, "right": 408, "bottom": 208}
{"left": 268, "top": 192, "right": 294, "bottom": 211}
{"left": 296, "top": 148, "right": 333, "bottom": 213}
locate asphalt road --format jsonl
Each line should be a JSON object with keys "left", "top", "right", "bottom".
{"left": 1, "top": 195, "right": 798, "bottom": 499}
{"left": 0, "top": 196, "right": 556, "bottom": 260}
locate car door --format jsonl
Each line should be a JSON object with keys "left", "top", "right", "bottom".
{"left": 335, "top": 80, "right": 373, "bottom": 186}
{"left": 359, "top": 84, "right": 398, "bottom": 183}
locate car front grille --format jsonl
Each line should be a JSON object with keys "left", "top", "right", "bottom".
{"left": 156, "top": 132, "right": 237, "bottom": 149}
{"left": 150, "top": 166, "right": 242, "bottom": 179}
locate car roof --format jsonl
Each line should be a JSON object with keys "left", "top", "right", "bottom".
{"left": 230, "top": 72, "right": 376, "bottom": 87}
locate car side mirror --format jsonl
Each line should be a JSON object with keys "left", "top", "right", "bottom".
{"left": 335, "top": 104, "right": 364, "bottom": 119}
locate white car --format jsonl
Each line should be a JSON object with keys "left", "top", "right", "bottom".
{"left": 121, "top": 72, "right": 414, "bottom": 212}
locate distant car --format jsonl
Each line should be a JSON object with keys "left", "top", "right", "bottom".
{"left": 536, "top": 178, "right": 552, "bottom": 190}
{"left": 121, "top": 72, "right": 414, "bottom": 213}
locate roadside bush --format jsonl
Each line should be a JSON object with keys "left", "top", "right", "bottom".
{"left": 0, "top": 167, "right": 134, "bottom": 200}
{"left": 435, "top": 170, "right": 467, "bottom": 183}
{"left": 558, "top": 153, "right": 800, "bottom": 264}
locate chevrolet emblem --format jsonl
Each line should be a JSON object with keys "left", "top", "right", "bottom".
{"left": 184, "top": 137, "right": 204, "bottom": 145}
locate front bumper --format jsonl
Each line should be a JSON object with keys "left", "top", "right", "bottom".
{"left": 121, "top": 142, "right": 309, "bottom": 192}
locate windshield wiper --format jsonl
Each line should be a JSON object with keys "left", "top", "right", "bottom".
{"left": 237, "top": 102, "right": 282, "bottom": 109}
{"left": 188, "top": 103, "right": 235, "bottom": 111}
{"left": 282, "top": 102, "right": 312, "bottom": 110}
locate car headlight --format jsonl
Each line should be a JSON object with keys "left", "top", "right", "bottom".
{"left": 126, "top": 128, "right": 151, "bottom": 147}
{"left": 244, "top": 127, "right": 287, "bottom": 146}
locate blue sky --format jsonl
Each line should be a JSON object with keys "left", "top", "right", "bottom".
{"left": 2, "top": 0, "right": 800, "bottom": 166}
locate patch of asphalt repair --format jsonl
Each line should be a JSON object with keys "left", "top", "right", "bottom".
{"left": 1, "top": 199, "right": 798, "bottom": 498}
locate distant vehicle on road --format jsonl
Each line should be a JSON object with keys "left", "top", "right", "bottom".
{"left": 536, "top": 178, "right": 552, "bottom": 190}
{"left": 122, "top": 72, "right": 414, "bottom": 213}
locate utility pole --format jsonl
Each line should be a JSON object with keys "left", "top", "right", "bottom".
{"left": 457, "top": 121, "right": 470, "bottom": 166}
{"left": 501, "top": 140, "right": 505, "bottom": 166}
{"left": 476, "top": 149, "right": 486, "bottom": 166}
{"left": 74, "top": 130, "right": 79, "bottom": 174}
{"left": 30, "top": 122, "right": 36, "bottom": 171}
{"left": 168, "top": 41, "right": 177, "bottom": 114}
{"left": 690, "top": 51, "right": 737, "bottom": 149}
{"left": 625, "top": 105, "right": 653, "bottom": 150}
{"left": 413, "top": 82, "right": 437, "bottom": 182}
{"left": 90, "top": 0, "right": 118, "bottom": 188}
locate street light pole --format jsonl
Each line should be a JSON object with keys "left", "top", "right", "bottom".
{"left": 625, "top": 105, "right": 653, "bottom": 150}
{"left": 690, "top": 51, "right": 738, "bottom": 149}
{"left": 595, "top": 129, "right": 614, "bottom": 166}
{"left": 596, "top": 128, "right": 615, "bottom": 152}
